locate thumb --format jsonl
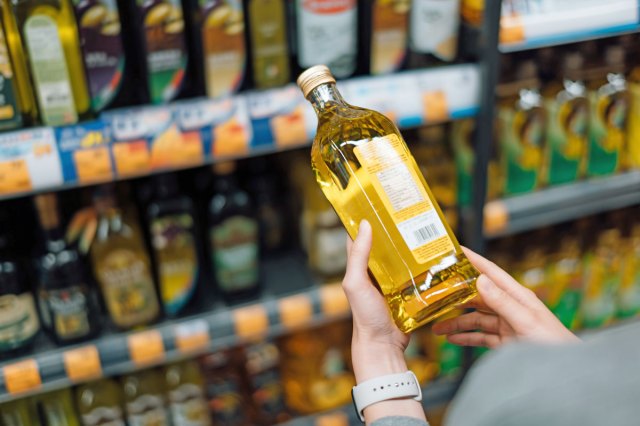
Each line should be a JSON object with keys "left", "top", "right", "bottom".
{"left": 476, "top": 275, "right": 532, "bottom": 330}
{"left": 343, "top": 220, "right": 372, "bottom": 292}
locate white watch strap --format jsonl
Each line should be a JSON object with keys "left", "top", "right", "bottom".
{"left": 351, "top": 371, "right": 422, "bottom": 422}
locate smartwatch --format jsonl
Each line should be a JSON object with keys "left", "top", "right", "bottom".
{"left": 351, "top": 371, "right": 422, "bottom": 423}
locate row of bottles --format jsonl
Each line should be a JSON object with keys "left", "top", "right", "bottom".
{"left": 488, "top": 206, "right": 640, "bottom": 330}
{"left": 0, "top": 0, "right": 467, "bottom": 129}
{"left": 0, "top": 318, "right": 463, "bottom": 425}
{"left": 495, "top": 36, "right": 640, "bottom": 196}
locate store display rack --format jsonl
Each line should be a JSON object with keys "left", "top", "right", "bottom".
{"left": 499, "top": 0, "right": 640, "bottom": 52}
{"left": 0, "top": 253, "right": 351, "bottom": 403}
{"left": 0, "top": 64, "right": 480, "bottom": 202}
{"left": 484, "top": 171, "right": 640, "bottom": 238}
{"left": 282, "top": 376, "right": 461, "bottom": 426}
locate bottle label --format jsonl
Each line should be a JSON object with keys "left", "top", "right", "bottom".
{"left": 0, "top": 25, "right": 21, "bottom": 128}
{"left": 353, "top": 134, "right": 455, "bottom": 264}
{"left": 371, "top": 0, "right": 409, "bottom": 74}
{"left": 313, "top": 223, "right": 348, "bottom": 276}
{"left": 97, "top": 249, "right": 159, "bottom": 328}
{"left": 581, "top": 250, "right": 622, "bottom": 328}
{"left": 587, "top": 75, "right": 628, "bottom": 176}
{"left": 207, "top": 377, "right": 247, "bottom": 423}
{"left": 544, "top": 83, "right": 589, "bottom": 185}
{"left": 200, "top": 0, "right": 246, "bottom": 98}
{"left": 0, "top": 293, "right": 39, "bottom": 352}
{"left": 249, "top": 0, "right": 289, "bottom": 88}
{"left": 73, "top": 0, "right": 125, "bottom": 111}
{"left": 127, "top": 394, "right": 169, "bottom": 426}
{"left": 410, "top": 0, "right": 460, "bottom": 61}
{"left": 498, "top": 93, "right": 545, "bottom": 195}
{"left": 81, "top": 406, "right": 126, "bottom": 426}
{"left": 151, "top": 214, "right": 198, "bottom": 317}
{"left": 168, "top": 383, "right": 210, "bottom": 426}
{"left": 628, "top": 80, "right": 640, "bottom": 168}
{"left": 23, "top": 14, "right": 78, "bottom": 125}
{"left": 211, "top": 216, "right": 258, "bottom": 292}
{"left": 619, "top": 247, "right": 640, "bottom": 318}
{"left": 138, "top": 0, "right": 187, "bottom": 103}
{"left": 296, "top": 0, "right": 357, "bottom": 78}
{"left": 38, "top": 286, "right": 90, "bottom": 340}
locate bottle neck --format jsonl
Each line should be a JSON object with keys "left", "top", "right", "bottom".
{"left": 308, "top": 83, "right": 348, "bottom": 115}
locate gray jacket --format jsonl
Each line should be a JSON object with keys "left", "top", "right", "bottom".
{"left": 372, "top": 322, "right": 640, "bottom": 426}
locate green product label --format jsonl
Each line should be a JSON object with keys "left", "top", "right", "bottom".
{"left": 0, "top": 293, "right": 39, "bottom": 352}
{"left": 23, "top": 15, "right": 78, "bottom": 126}
{"left": 151, "top": 214, "right": 198, "bottom": 317}
{"left": 0, "top": 26, "right": 21, "bottom": 129}
{"left": 552, "top": 289, "right": 581, "bottom": 330}
{"left": 586, "top": 80, "right": 629, "bottom": 176}
{"left": 211, "top": 216, "right": 258, "bottom": 292}
{"left": 451, "top": 119, "right": 474, "bottom": 207}
{"left": 544, "top": 92, "right": 589, "bottom": 185}
{"left": 438, "top": 338, "right": 462, "bottom": 377}
{"left": 139, "top": 0, "right": 187, "bottom": 103}
{"left": 498, "top": 101, "right": 545, "bottom": 195}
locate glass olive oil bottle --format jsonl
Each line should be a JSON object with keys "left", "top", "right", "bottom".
{"left": 90, "top": 185, "right": 161, "bottom": 330}
{"left": 0, "top": 14, "right": 27, "bottom": 129}
{"left": 122, "top": 369, "right": 170, "bottom": 426}
{"left": 408, "top": 0, "right": 460, "bottom": 67}
{"left": 36, "top": 389, "right": 81, "bottom": 426}
{"left": 299, "top": 66, "right": 479, "bottom": 332}
{"left": 11, "top": 0, "right": 91, "bottom": 125}
{"left": 366, "top": 0, "right": 409, "bottom": 75}
{"left": 164, "top": 361, "right": 211, "bottom": 426}
{"left": 247, "top": 0, "right": 290, "bottom": 89}
{"left": 76, "top": 378, "right": 126, "bottom": 426}
{"left": 0, "top": 399, "right": 36, "bottom": 425}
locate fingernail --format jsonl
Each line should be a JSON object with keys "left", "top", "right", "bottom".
{"left": 477, "top": 277, "right": 494, "bottom": 295}
{"left": 359, "top": 220, "right": 370, "bottom": 233}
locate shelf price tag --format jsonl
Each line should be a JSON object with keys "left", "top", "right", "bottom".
{"left": 319, "top": 283, "right": 350, "bottom": 317}
{"left": 3, "top": 359, "right": 41, "bottom": 395}
{"left": 233, "top": 304, "right": 269, "bottom": 339}
{"left": 0, "top": 159, "right": 30, "bottom": 194}
{"left": 63, "top": 345, "right": 102, "bottom": 382}
{"left": 112, "top": 140, "right": 151, "bottom": 177}
{"left": 315, "top": 411, "right": 349, "bottom": 426}
{"left": 128, "top": 330, "right": 165, "bottom": 366}
{"left": 73, "top": 147, "right": 113, "bottom": 184}
{"left": 483, "top": 200, "right": 509, "bottom": 236}
{"left": 279, "top": 294, "right": 313, "bottom": 329}
{"left": 423, "top": 91, "right": 449, "bottom": 123}
{"left": 175, "top": 319, "right": 210, "bottom": 354}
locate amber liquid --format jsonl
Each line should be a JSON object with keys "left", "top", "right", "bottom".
{"left": 309, "top": 84, "right": 478, "bottom": 332}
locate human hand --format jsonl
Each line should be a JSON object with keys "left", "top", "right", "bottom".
{"left": 432, "top": 247, "right": 579, "bottom": 349}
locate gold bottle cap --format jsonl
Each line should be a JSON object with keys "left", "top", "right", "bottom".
{"left": 297, "top": 65, "right": 336, "bottom": 98}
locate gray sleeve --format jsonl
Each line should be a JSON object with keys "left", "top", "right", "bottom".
{"left": 445, "top": 323, "right": 640, "bottom": 426}
{"left": 371, "top": 416, "right": 430, "bottom": 426}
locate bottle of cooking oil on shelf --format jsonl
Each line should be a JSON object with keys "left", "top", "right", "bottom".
{"left": 298, "top": 65, "right": 479, "bottom": 333}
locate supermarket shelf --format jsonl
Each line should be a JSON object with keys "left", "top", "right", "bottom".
{"left": 0, "top": 253, "right": 350, "bottom": 403}
{"left": 500, "top": 0, "right": 640, "bottom": 52}
{"left": 0, "top": 64, "right": 480, "bottom": 201}
{"left": 283, "top": 376, "right": 461, "bottom": 426}
{"left": 484, "top": 171, "right": 640, "bottom": 238}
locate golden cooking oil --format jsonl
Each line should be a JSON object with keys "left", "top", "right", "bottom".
{"left": 298, "top": 65, "right": 479, "bottom": 333}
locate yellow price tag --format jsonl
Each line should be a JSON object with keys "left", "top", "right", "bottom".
{"left": 279, "top": 294, "right": 313, "bottom": 329}
{"left": 64, "top": 345, "right": 102, "bottom": 382}
{"left": 128, "top": 330, "right": 165, "bottom": 366}
{"left": 112, "top": 140, "right": 151, "bottom": 177}
{"left": 233, "top": 304, "right": 269, "bottom": 339}
{"left": 423, "top": 91, "right": 449, "bottom": 123}
{"left": 0, "top": 159, "right": 31, "bottom": 195}
{"left": 73, "top": 147, "right": 113, "bottom": 184}
{"left": 3, "top": 359, "right": 41, "bottom": 395}
{"left": 319, "top": 283, "right": 350, "bottom": 317}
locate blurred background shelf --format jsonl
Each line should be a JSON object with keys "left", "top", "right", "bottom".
{"left": 484, "top": 171, "right": 640, "bottom": 238}
{"left": 0, "top": 253, "right": 349, "bottom": 403}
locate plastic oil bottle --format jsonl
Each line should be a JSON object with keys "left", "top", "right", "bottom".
{"left": 9, "top": 0, "right": 91, "bottom": 125}
{"left": 542, "top": 52, "right": 590, "bottom": 185}
{"left": 585, "top": 44, "right": 630, "bottom": 176}
{"left": 497, "top": 59, "right": 546, "bottom": 196}
{"left": 299, "top": 65, "right": 479, "bottom": 332}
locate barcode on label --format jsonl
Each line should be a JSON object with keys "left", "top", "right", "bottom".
{"left": 414, "top": 223, "right": 441, "bottom": 244}
{"left": 396, "top": 210, "right": 448, "bottom": 251}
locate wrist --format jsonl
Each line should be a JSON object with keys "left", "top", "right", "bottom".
{"left": 352, "top": 340, "right": 408, "bottom": 384}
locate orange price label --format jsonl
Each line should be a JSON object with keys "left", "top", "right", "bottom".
{"left": 112, "top": 140, "right": 151, "bottom": 177}
{"left": 423, "top": 91, "right": 449, "bottom": 123}
{"left": 315, "top": 411, "right": 349, "bottom": 426}
{"left": 233, "top": 304, "right": 269, "bottom": 339}
{"left": 213, "top": 119, "right": 249, "bottom": 157}
{"left": 63, "top": 345, "right": 102, "bottom": 382}
{"left": 128, "top": 330, "right": 165, "bottom": 366}
{"left": 319, "top": 283, "right": 350, "bottom": 317}
{"left": 279, "top": 294, "right": 313, "bottom": 329}
{"left": 0, "top": 159, "right": 31, "bottom": 195}
{"left": 3, "top": 359, "right": 41, "bottom": 394}
{"left": 483, "top": 200, "right": 509, "bottom": 236}
{"left": 500, "top": 15, "right": 525, "bottom": 44}
{"left": 271, "top": 107, "right": 307, "bottom": 148}
{"left": 175, "top": 320, "right": 210, "bottom": 354}
{"left": 73, "top": 147, "right": 113, "bottom": 184}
